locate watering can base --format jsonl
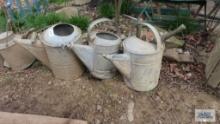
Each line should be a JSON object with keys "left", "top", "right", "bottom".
{"left": 123, "top": 77, "right": 158, "bottom": 92}
{"left": 91, "top": 71, "right": 116, "bottom": 79}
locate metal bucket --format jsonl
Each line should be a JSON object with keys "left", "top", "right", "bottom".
{"left": 0, "top": 32, "right": 35, "bottom": 71}
{"left": 42, "top": 24, "right": 84, "bottom": 80}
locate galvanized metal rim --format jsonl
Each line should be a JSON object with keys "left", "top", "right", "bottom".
{"left": 94, "top": 32, "right": 121, "bottom": 47}
{"left": 41, "top": 23, "right": 82, "bottom": 47}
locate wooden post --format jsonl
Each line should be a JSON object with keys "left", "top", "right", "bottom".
{"left": 115, "top": 0, "right": 122, "bottom": 34}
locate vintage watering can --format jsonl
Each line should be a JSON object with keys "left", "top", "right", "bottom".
{"left": 16, "top": 23, "right": 84, "bottom": 80}
{"left": 71, "top": 19, "right": 122, "bottom": 79}
{"left": 87, "top": 18, "right": 114, "bottom": 46}
{"left": 0, "top": 31, "right": 35, "bottom": 71}
{"left": 41, "top": 23, "right": 84, "bottom": 81}
{"left": 105, "top": 23, "right": 165, "bottom": 91}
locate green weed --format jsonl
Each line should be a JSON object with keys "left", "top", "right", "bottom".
{"left": 98, "top": 2, "right": 115, "bottom": 18}
{"left": 67, "top": 16, "right": 90, "bottom": 31}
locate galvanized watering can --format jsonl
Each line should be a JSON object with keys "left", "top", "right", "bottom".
{"left": 16, "top": 23, "right": 84, "bottom": 80}
{"left": 71, "top": 18, "right": 121, "bottom": 79}
{"left": 105, "top": 23, "right": 165, "bottom": 91}
{"left": 0, "top": 31, "right": 35, "bottom": 71}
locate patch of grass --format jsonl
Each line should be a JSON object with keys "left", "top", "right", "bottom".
{"left": 98, "top": 2, "right": 115, "bottom": 18}
{"left": 0, "top": 10, "right": 7, "bottom": 32}
{"left": 24, "top": 12, "right": 67, "bottom": 30}
{"left": 121, "top": 0, "right": 135, "bottom": 14}
{"left": 49, "top": 0, "right": 68, "bottom": 4}
{"left": 67, "top": 16, "right": 90, "bottom": 31}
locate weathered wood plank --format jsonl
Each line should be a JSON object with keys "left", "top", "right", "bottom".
{"left": 0, "top": 112, "right": 88, "bottom": 124}
{"left": 207, "top": 61, "right": 220, "bottom": 88}
{"left": 205, "top": 37, "right": 220, "bottom": 78}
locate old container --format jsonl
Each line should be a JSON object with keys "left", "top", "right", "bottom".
{"left": 42, "top": 23, "right": 84, "bottom": 80}
{"left": 15, "top": 38, "right": 50, "bottom": 68}
{"left": 71, "top": 31, "right": 121, "bottom": 79}
{"left": 0, "top": 31, "right": 35, "bottom": 71}
{"left": 105, "top": 23, "right": 165, "bottom": 91}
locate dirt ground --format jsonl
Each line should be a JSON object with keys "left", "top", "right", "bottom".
{"left": 0, "top": 1, "right": 220, "bottom": 124}
{"left": 0, "top": 61, "right": 220, "bottom": 124}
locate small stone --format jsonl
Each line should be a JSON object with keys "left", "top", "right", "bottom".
{"left": 97, "top": 105, "right": 102, "bottom": 112}
{"left": 176, "top": 48, "right": 183, "bottom": 53}
{"left": 96, "top": 94, "right": 100, "bottom": 98}
{"left": 95, "top": 119, "right": 101, "bottom": 124}
{"left": 164, "top": 48, "right": 194, "bottom": 63}
{"left": 48, "top": 81, "right": 52, "bottom": 85}
{"left": 82, "top": 85, "right": 86, "bottom": 89}
{"left": 186, "top": 73, "right": 192, "bottom": 79}
{"left": 120, "top": 114, "right": 127, "bottom": 120}
{"left": 127, "top": 101, "right": 135, "bottom": 122}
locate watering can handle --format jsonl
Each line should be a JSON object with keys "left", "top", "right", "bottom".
{"left": 87, "top": 18, "right": 113, "bottom": 35}
{"left": 140, "top": 23, "right": 162, "bottom": 51}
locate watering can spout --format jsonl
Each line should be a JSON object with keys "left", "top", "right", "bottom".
{"left": 105, "top": 54, "right": 131, "bottom": 79}
{"left": 15, "top": 38, "right": 51, "bottom": 68}
{"left": 71, "top": 44, "right": 94, "bottom": 71}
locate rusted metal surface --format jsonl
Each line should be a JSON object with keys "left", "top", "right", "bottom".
{"left": 206, "top": 36, "right": 220, "bottom": 88}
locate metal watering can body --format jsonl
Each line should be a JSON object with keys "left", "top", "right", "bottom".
{"left": 106, "top": 23, "right": 165, "bottom": 91}
{"left": 72, "top": 31, "right": 122, "bottom": 79}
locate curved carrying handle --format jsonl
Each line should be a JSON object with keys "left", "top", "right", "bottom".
{"left": 88, "top": 18, "right": 113, "bottom": 35}
{"left": 139, "top": 23, "right": 162, "bottom": 52}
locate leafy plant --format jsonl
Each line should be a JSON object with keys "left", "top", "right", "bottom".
{"left": 67, "top": 16, "right": 90, "bottom": 31}
{"left": 98, "top": 2, "right": 115, "bottom": 18}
